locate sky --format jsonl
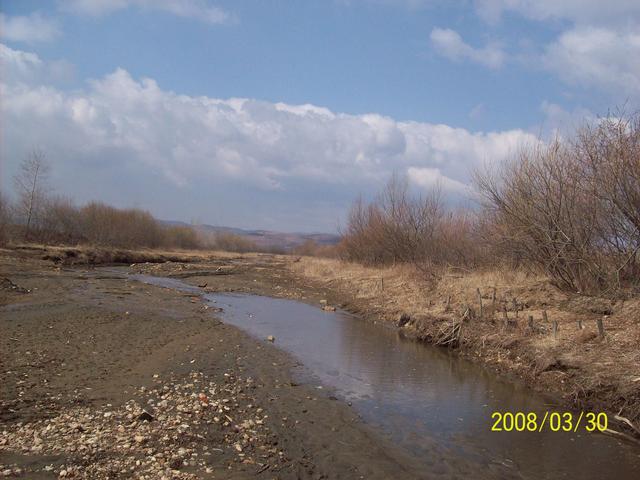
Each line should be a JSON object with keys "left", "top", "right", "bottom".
{"left": 1, "top": 0, "right": 638, "bottom": 232}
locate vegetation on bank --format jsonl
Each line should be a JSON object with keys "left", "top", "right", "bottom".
{"left": 339, "top": 114, "right": 640, "bottom": 296}
{"left": 0, "top": 152, "right": 274, "bottom": 253}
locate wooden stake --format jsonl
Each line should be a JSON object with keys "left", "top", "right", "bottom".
{"left": 577, "top": 319, "right": 583, "bottom": 330}
{"left": 597, "top": 317, "right": 605, "bottom": 337}
{"left": 445, "top": 295, "right": 451, "bottom": 312}
{"left": 552, "top": 320, "right": 558, "bottom": 339}
{"left": 477, "top": 288, "right": 483, "bottom": 319}
{"left": 512, "top": 298, "right": 518, "bottom": 317}
{"left": 542, "top": 310, "right": 548, "bottom": 323}
{"left": 528, "top": 315, "right": 534, "bottom": 329}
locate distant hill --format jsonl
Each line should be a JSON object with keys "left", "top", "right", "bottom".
{"left": 163, "top": 221, "right": 341, "bottom": 251}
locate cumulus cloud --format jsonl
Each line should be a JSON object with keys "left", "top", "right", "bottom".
{"left": 0, "top": 12, "right": 61, "bottom": 43}
{"left": 407, "top": 167, "right": 471, "bottom": 194}
{"left": 1, "top": 43, "right": 540, "bottom": 228}
{"left": 467, "top": 1, "right": 640, "bottom": 97}
{"left": 430, "top": 28, "right": 505, "bottom": 69}
{"left": 61, "top": 0, "right": 230, "bottom": 24}
{"left": 542, "top": 27, "right": 640, "bottom": 95}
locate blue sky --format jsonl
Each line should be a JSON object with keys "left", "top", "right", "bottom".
{"left": 1, "top": 0, "right": 639, "bottom": 231}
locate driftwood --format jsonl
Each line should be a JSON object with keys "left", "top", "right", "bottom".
{"left": 602, "top": 428, "right": 640, "bottom": 446}
{"left": 614, "top": 413, "right": 640, "bottom": 437}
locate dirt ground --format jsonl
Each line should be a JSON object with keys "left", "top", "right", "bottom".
{"left": 0, "top": 249, "right": 428, "bottom": 479}
{"left": 2, "top": 244, "right": 639, "bottom": 479}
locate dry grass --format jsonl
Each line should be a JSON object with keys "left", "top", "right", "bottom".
{"left": 7, "top": 243, "right": 250, "bottom": 266}
{"left": 290, "top": 256, "right": 640, "bottom": 429}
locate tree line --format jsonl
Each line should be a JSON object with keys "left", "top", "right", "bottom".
{"left": 0, "top": 151, "right": 234, "bottom": 251}
{"left": 339, "top": 114, "right": 640, "bottom": 295}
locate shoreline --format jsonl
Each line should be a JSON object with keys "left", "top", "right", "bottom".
{"left": 2, "top": 244, "right": 639, "bottom": 477}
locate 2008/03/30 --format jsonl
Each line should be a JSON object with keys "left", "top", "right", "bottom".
{"left": 491, "top": 411, "right": 608, "bottom": 432}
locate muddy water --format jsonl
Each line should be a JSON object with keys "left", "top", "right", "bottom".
{"left": 131, "top": 274, "right": 640, "bottom": 479}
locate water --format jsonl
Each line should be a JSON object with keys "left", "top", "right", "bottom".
{"left": 130, "top": 273, "right": 640, "bottom": 479}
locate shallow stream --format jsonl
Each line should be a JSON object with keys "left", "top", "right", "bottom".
{"left": 130, "top": 273, "right": 640, "bottom": 479}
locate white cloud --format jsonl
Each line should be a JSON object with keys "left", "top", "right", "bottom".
{"left": 542, "top": 27, "right": 640, "bottom": 95}
{"left": 61, "top": 0, "right": 230, "bottom": 24}
{"left": 407, "top": 167, "right": 471, "bottom": 194}
{"left": 0, "top": 12, "right": 61, "bottom": 43}
{"left": 474, "top": 0, "right": 640, "bottom": 26}
{"left": 539, "top": 101, "right": 596, "bottom": 137}
{"left": 430, "top": 28, "right": 505, "bottom": 69}
{"left": 1, "top": 43, "right": 538, "bottom": 205}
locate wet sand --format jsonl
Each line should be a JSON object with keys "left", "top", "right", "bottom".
{"left": 0, "top": 254, "right": 428, "bottom": 479}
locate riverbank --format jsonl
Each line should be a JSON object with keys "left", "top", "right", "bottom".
{"left": 2, "top": 245, "right": 639, "bottom": 477}
{"left": 289, "top": 257, "right": 640, "bottom": 439}
{"left": 0, "top": 252, "right": 428, "bottom": 479}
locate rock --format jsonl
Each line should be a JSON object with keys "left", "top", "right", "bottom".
{"left": 397, "top": 313, "right": 411, "bottom": 327}
{"left": 267, "top": 335, "right": 275, "bottom": 342}
{"left": 322, "top": 305, "right": 336, "bottom": 312}
{"left": 137, "top": 410, "right": 155, "bottom": 422}
{"left": 319, "top": 299, "right": 328, "bottom": 305}
{"left": 134, "top": 435, "right": 146, "bottom": 444}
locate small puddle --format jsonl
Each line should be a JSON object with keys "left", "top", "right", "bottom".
{"left": 130, "top": 273, "right": 640, "bottom": 479}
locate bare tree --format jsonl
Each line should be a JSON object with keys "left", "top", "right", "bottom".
{"left": 13, "top": 149, "right": 50, "bottom": 238}
{"left": 0, "top": 191, "right": 12, "bottom": 245}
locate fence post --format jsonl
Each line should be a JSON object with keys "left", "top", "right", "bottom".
{"left": 542, "top": 310, "right": 548, "bottom": 323}
{"left": 577, "top": 319, "right": 583, "bottom": 330}
{"left": 552, "top": 320, "right": 558, "bottom": 339}
{"left": 512, "top": 298, "right": 518, "bottom": 317}
{"left": 477, "top": 288, "right": 483, "bottom": 319}
{"left": 597, "top": 317, "right": 605, "bottom": 337}
{"left": 528, "top": 315, "right": 534, "bottom": 330}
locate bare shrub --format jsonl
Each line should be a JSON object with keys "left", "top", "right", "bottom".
{"left": 0, "top": 192, "right": 12, "bottom": 246}
{"left": 292, "top": 239, "right": 339, "bottom": 258}
{"left": 163, "top": 225, "right": 201, "bottom": 249}
{"left": 39, "top": 196, "right": 85, "bottom": 244}
{"left": 475, "top": 140, "right": 606, "bottom": 292}
{"left": 80, "top": 202, "right": 164, "bottom": 248}
{"left": 213, "top": 232, "right": 258, "bottom": 253}
{"left": 340, "top": 174, "right": 477, "bottom": 274}
{"left": 475, "top": 113, "right": 640, "bottom": 293}
{"left": 574, "top": 114, "right": 640, "bottom": 289}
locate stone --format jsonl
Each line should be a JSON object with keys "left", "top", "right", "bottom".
{"left": 137, "top": 410, "right": 154, "bottom": 422}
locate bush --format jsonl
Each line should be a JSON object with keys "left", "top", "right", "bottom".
{"left": 475, "top": 114, "right": 640, "bottom": 293}
{"left": 80, "top": 202, "right": 164, "bottom": 248}
{"left": 0, "top": 192, "right": 12, "bottom": 246}
{"left": 212, "top": 232, "right": 258, "bottom": 253}
{"left": 340, "top": 175, "right": 480, "bottom": 274}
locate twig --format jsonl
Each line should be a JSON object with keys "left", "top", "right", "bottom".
{"left": 614, "top": 414, "right": 640, "bottom": 436}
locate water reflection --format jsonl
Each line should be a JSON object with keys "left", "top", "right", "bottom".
{"left": 207, "top": 293, "right": 640, "bottom": 480}
{"left": 126, "top": 274, "right": 640, "bottom": 479}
